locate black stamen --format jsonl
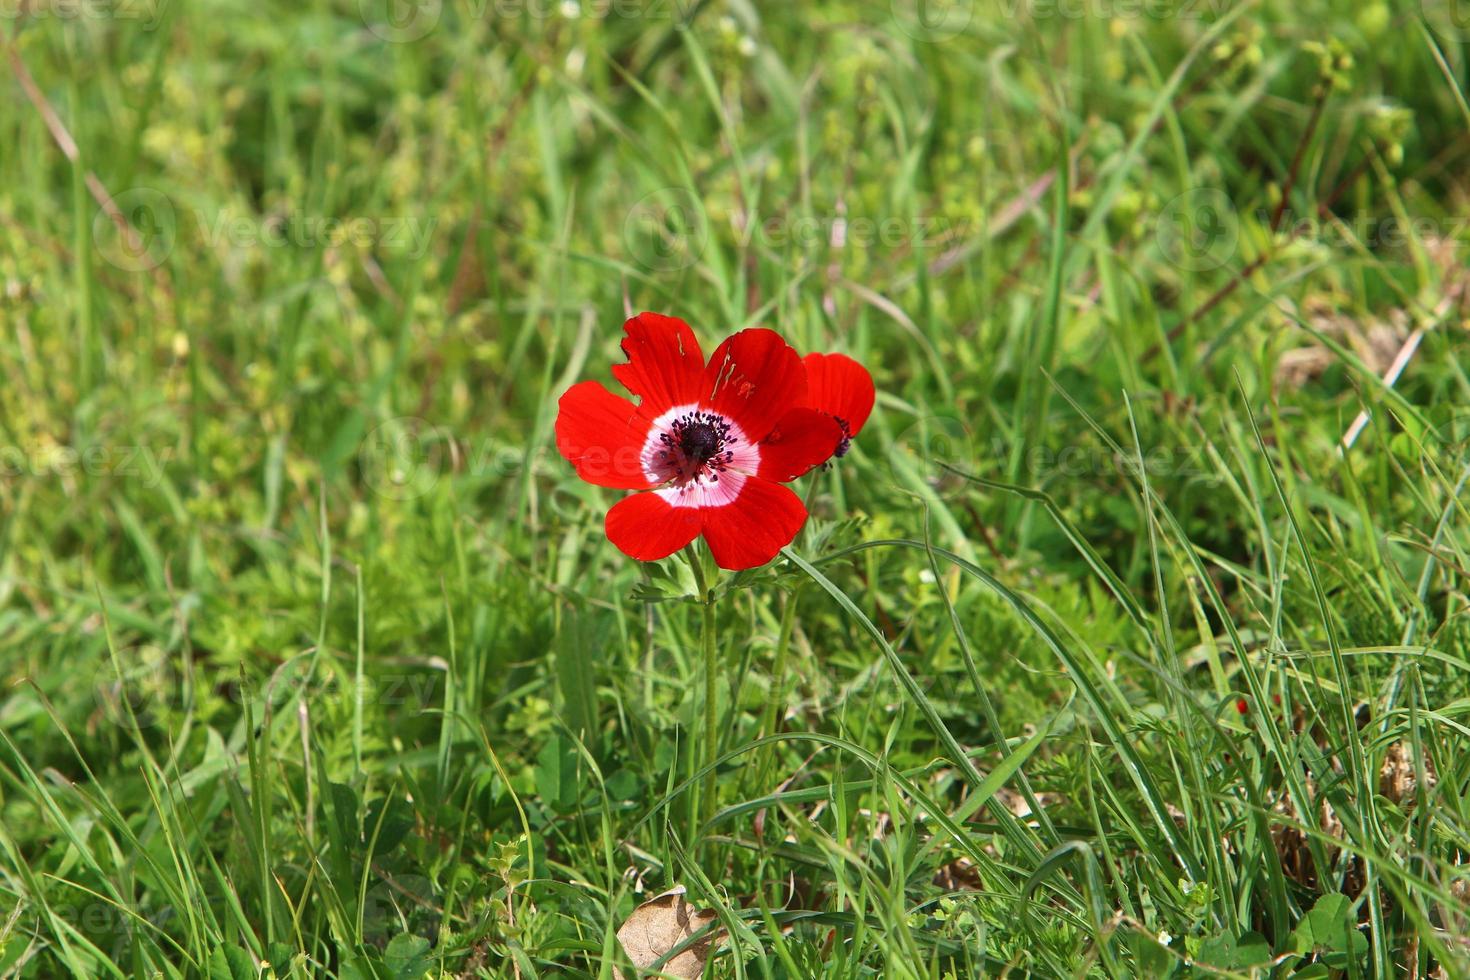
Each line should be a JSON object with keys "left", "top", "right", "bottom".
{"left": 833, "top": 416, "right": 853, "bottom": 458}
{"left": 656, "top": 410, "right": 736, "bottom": 483}
{"left": 678, "top": 420, "right": 722, "bottom": 464}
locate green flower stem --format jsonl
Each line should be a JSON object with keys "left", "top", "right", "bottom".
{"left": 754, "top": 474, "right": 822, "bottom": 791}
{"left": 761, "top": 588, "right": 800, "bottom": 741}
{"left": 763, "top": 472, "right": 823, "bottom": 735}
{"left": 701, "top": 593, "right": 717, "bottom": 831}
{"left": 683, "top": 544, "right": 719, "bottom": 836}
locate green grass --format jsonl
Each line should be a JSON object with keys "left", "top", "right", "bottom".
{"left": 3, "top": 0, "right": 1470, "bottom": 976}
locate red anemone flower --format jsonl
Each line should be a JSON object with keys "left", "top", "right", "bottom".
{"left": 799, "top": 352, "right": 875, "bottom": 459}
{"left": 555, "top": 313, "right": 843, "bottom": 570}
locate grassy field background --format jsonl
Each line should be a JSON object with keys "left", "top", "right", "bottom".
{"left": 3, "top": 0, "right": 1470, "bottom": 975}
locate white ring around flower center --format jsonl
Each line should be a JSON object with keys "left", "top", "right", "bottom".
{"left": 640, "top": 402, "right": 761, "bottom": 509}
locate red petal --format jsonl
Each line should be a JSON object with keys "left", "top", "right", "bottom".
{"left": 555, "top": 381, "right": 654, "bottom": 489}
{"left": 605, "top": 491, "right": 702, "bottom": 562}
{"left": 703, "top": 328, "right": 805, "bottom": 441}
{"left": 757, "top": 408, "right": 844, "bottom": 481}
{"left": 802, "top": 352, "right": 875, "bottom": 436}
{"left": 610, "top": 312, "right": 706, "bottom": 414}
{"left": 699, "top": 477, "right": 806, "bottom": 570}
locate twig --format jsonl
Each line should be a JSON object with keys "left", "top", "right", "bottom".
{"left": 7, "top": 40, "right": 174, "bottom": 300}
{"left": 1338, "top": 323, "right": 1428, "bottom": 453}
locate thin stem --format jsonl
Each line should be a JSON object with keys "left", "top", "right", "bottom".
{"left": 749, "top": 588, "right": 801, "bottom": 802}
{"left": 682, "top": 544, "right": 719, "bottom": 836}
{"left": 701, "top": 596, "right": 717, "bottom": 830}
{"left": 761, "top": 589, "right": 800, "bottom": 741}
{"left": 799, "top": 467, "right": 824, "bottom": 545}
{"left": 753, "top": 473, "right": 821, "bottom": 785}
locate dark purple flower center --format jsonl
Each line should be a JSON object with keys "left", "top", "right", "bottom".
{"left": 678, "top": 420, "right": 722, "bottom": 464}
{"left": 656, "top": 410, "right": 737, "bottom": 483}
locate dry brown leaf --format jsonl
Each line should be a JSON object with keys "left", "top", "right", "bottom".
{"left": 1380, "top": 740, "right": 1438, "bottom": 805}
{"left": 1269, "top": 775, "right": 1364, "bottom": 895}
{"left": 614, "top": 886, "right": 719, "bottom": 979}
{"left": 1449, "top": 878, "right": 1469, "bottom": 909}
{"left": 993, "top": 785, "right": 1064, "bottom": 821}
{"left": 1273, "top": 305, "right": 1410, "bottom": 390}
{"left": 933, "top": 857, "right": 982, "bottom": 892}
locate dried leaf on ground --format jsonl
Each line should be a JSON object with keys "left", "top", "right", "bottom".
{"left": 1274, "top": 305, "right": 1410, "bottom": 390}
{"left": 1379, "top": 740, "right": 1437, "bottom": 804}
{"left": 614, "top": 886, "right": 720, "bottom": 979}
